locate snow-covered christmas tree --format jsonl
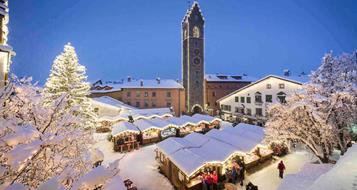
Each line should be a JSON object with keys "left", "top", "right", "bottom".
{"left": 43, "top": 43, "right": 96, "bottom": 129}
{"left": 0, "top": 77, "right": 121, "bottom": 189}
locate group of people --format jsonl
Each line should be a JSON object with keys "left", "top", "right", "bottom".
{"left": 225, "top": 160, "right": 245, "bottom": 186}
{"left": 197, "top": 160, "right": 286, "bottom": 190}
{"left": 199, "top": 170, "right": 218, "bottom": 190}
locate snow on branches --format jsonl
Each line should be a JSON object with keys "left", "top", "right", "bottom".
{"left": 266, "top": 50, "right": 357, "bottom": 162}
{"left": 0, "top": 78, "right": 119, "bottom": 189}
{"left": 43, "top": 43, "right": 96, "bottom": 129}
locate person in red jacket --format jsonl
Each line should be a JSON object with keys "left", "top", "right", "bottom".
{"left": 277, "top": 160, "right": 286, "bottom": 178}
{"left": 211, "top": 171, "right": 218, "bottom": 190}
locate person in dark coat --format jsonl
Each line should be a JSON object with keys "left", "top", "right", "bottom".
{"left": 239, "top": 162, "right": 245, "bottom": 186}
{"left": 277, "top": 160, "right": 286, "bottom": 178}
{"left": 231, "top": 166, "right": 238, "bottom": 184}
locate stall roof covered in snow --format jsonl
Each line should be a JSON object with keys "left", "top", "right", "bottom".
{"left": 111, "top": 122, "right": 140, "bottom": 137}
{"left": 91, "top": 79, "right": 184, "bottom": 93}
{"left": 157, "top": 123, "right": 266, "bottom": 177}
{"left": 192, "top": 113, "right": 221, "bottom": 123}
{"left": 205, "top": 74, "right": 256, "bottom": 83}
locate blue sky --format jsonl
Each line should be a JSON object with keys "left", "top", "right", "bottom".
{"left": 9, "top": 0, "right": 357, "bottom": 84}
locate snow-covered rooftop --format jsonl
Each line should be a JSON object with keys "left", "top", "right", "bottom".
{"left": 92, "top": 96, "right": 136, "bottom": 110}
{"left": 92, "top": 97, "right": 173, "bottom": 122}
{"left": 205, "top": 74, "right": 256, "bottom": 82}
{"left": 91, "top": 79, "right": 183, "bottom": 93}
{"left": 157, "top": 123, "right": 266, "bottom": 177}
{"left": 111, "top": 122, "right": 140, "bottom": 137}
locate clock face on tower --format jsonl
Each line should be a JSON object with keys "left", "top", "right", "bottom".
{"left": 193, "top": 58, "right": 201, "bottom": 65}
{"left": 194, "top": 49, "right": 200, "bottom": 56}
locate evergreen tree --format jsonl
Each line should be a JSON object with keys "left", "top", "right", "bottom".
{"left": 43, "top": 43, "right": 96, "bottom": 128}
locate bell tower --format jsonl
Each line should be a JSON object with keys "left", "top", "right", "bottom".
{"left": 182, "top": 1, "right": 205, "bottom": 114}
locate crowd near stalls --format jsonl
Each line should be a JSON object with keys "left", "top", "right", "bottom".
{"left": 155, "top": 123, "right": 273, "bottom": 190}
{"left": 110, "top": 114, "right": 222, "bottom": 152}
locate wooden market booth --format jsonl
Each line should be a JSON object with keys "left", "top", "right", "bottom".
{"left": 111, "top": 122, "right": 141, "bottom": 152}
{"left": 156, "top": 123, "right": 273, "bottom": 190}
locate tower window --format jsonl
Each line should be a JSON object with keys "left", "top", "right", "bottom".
{"left": 193, "top": 26, "right": 200, "bottom": 38}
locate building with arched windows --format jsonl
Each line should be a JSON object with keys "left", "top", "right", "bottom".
{"left": 217, "top": 75, "right": 306, "bottom": 126}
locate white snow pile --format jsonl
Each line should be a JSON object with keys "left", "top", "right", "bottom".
{"left": 278, "top": 143, "right": 357, "bottom": 190}
{"left": 71, "top": 165, "right": 119, "bottom": 190}
{"left": 277, "top": 163, "right": 333, "bottom": 190}
{"left": 37, "top": 176, "right": 65, "bottom": 190}
{"left": 2, "top": 125, "right": 40, "bottom": 146}
{"left": 4, "top": 140, "right": 42, "bottom": 171}
{"left": 308, "top": 143, "right": 357, "bottom": 190}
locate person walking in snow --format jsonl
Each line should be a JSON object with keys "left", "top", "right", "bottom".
{"left": 277, "top": 160, "right": 286, "bottom": 178}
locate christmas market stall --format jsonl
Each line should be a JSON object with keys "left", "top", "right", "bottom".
{"left": 111, "top": 122, "right": 141, "bottom": 152}
{"left": 155, "top": 123, "right": 271, "bottom": 190}
{"left": 149, "top": 117, "right": 179, "bottom": 140}
{"left": 134, "top": 119, "right": 162, "bottom": 144}
{"left": 156, "top": 133, "right": 244, "bottom": 190}
{"left": 165, "top": 117, "right": 196, "bottom": 136}
{"left": 180, "top": 115, "right": 210, "bottom": 134}
{"left": 219, "top": 123, "right": 273, "bottom": 168}
{"left": 192, "top": 113, "right": 222, "bottom": 129}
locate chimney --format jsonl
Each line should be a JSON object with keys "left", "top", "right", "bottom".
{"left": 283, "top": 69, "right": 291, "bottom": 77}
{"left": 127, "top": 76, "right": 131, "bottom": 82}
{"left": 156, "top": 77, "right": 161, "bottom": 84}
{"left": 140, "top": 80, "right": 144, "bottom": 87}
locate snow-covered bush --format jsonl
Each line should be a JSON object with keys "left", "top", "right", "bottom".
{"left": 43, "top": 43, "right": 96, "bottom": 129}
{"left": 0, "top": 78, "right": 119, "bottom": 189}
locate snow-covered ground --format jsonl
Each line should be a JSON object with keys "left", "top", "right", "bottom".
{"left": 241, "top": 150, "right": 317, "bottom": 190}
{"left": 93, "top": 133, "right": 174, "bottom": 190}
{"left": 93, "top": 133, "right": 316, "bottom": 190}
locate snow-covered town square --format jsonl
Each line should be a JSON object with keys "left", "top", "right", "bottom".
{"left": 1, "top": 0, "right": 357, "bottom": 190}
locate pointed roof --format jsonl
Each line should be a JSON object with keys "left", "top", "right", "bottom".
{"left": 182, "top": 1, "right": 205, "bottom": 23}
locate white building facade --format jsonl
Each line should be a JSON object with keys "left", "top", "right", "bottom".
{"left": 217, "top": 75, "right": 303, "bottom": 126}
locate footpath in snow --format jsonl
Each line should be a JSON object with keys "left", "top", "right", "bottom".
{"left": 93, "top": 134, "right": 174, "bottom": 190}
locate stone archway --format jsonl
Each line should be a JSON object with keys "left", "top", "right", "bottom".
{"left": 191, "top": 104, "right": 203, "bottom": 114}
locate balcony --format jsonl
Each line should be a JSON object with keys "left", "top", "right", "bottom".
{"left": 255, "top": 101, "right": 263, "bottom": 106}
